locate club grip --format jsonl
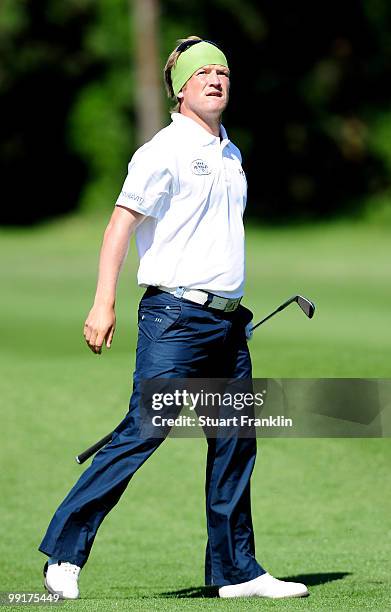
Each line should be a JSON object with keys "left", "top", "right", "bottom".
{"left": 75, "top": 432, "right": 113, "bottom": 464}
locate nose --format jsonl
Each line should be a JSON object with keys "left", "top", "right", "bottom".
{"left": 207, "top": 69, "right": 222, "bottom": 88}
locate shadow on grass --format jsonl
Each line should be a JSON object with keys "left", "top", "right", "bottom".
{"left": 158, "top": 586, "right": 219, "bottom": 598}
{"left": 157, "top": 572, "right": 350, "bottom": 598}
{"left": 280, "top": 572, "right": 350, "bottom": 586}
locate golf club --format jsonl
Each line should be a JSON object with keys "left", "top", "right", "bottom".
{"left": 75, "top": 432, "right": 113, "bottom": 464}
{"left": 75, "top": 293, "right": 316, "bottom": 464}
{"left": 251, "top": 294, "right": 315, "bottom": 331}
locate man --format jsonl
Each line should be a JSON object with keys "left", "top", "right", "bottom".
{"left": 39, "top": 36, "right": 308, "bottom": 600}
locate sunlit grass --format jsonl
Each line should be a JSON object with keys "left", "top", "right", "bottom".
{"left": 1, "top": 212, "right": 390, "bottom": 610}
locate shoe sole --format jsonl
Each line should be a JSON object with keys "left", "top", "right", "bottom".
{"left": 219, "top": 589, "right": 309, "bottom": 599}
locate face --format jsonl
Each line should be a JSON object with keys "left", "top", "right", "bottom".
{"left": 178, "top": 64, "right": 230, "bottom": 118}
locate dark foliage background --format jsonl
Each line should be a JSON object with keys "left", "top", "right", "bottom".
{"left": 1, "top": 0, "right": 390, "bottom": 225}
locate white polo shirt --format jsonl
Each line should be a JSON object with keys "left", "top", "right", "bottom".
{"left": 115, "top": 112, "right": 247, "bottom": 298}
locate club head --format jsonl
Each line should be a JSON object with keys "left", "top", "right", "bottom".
{"left": 251, "top": 293, "right": 316, "bottom": 332}
{"left": 296, "top": 295, "right": 315, "bottom": 319}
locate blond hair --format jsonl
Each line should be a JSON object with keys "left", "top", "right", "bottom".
{"left": 164, "top": 35, "right": 203, "bottom": 112}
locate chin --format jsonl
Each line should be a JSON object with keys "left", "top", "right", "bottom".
{"left": 205, "top": 99, "right": 227, "bottom": 112}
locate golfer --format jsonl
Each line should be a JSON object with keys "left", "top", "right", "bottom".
{"left": 39, "top": 36, "right": 308, "bottom": 600}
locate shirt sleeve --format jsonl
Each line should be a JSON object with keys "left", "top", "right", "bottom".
{"left": 115, "top": 143, "right": 173, "bottom": 219}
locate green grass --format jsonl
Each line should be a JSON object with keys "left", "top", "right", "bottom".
{"left": 1, "top": 213, "right": 390, "bottom": 610}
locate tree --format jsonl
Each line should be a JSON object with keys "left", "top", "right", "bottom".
{"left": 133, "top": 0, "right": 163, "bottom": 145}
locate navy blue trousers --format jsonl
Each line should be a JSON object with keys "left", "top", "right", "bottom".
{"left": 39, "top": 288, "right": 264, "bottom": 586}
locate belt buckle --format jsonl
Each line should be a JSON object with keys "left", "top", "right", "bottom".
{"left": 209, "top": 296, "right": 227, "bottom": 310}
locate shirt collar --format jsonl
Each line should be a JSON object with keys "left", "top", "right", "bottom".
{"left": 171, "top": 112, "right": 230, "bottom": 148}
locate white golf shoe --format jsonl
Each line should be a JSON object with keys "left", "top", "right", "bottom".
{"left": 219, "top": 571, "right": 309, "bottom": 599}
{"left": 43, "top": 561, "right": 81, "bottom": 599}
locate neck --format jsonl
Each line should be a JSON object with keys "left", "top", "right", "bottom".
{"left": 179, "top": 106, "right": 221, "bottom": 137}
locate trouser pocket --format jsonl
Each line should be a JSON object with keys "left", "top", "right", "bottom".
{"left": 138, "top": 304, "right": 182, "bottom": 341}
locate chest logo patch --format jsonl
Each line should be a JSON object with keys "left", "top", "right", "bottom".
{"left": 191, "top": 159, "right": 211, "bottom": 175}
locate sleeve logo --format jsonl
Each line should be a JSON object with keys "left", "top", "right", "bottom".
{"left": 120, "top": 191, "right": 144, "bottom": 204}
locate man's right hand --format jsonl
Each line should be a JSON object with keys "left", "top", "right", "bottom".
{"left": 83, "top": 305, "right": 116, "bottom": 354}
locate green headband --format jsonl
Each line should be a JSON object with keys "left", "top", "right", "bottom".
{"left": 171, "top": 41, "right": 229, "bottom": 97}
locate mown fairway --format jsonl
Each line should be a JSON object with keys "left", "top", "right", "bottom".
{"left": 1, "top": 214, "right": 390, "bottom": 610}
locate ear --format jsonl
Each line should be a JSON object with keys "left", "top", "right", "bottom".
{"left": 177, "top": 91, "right": 184, "bottom": 99}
